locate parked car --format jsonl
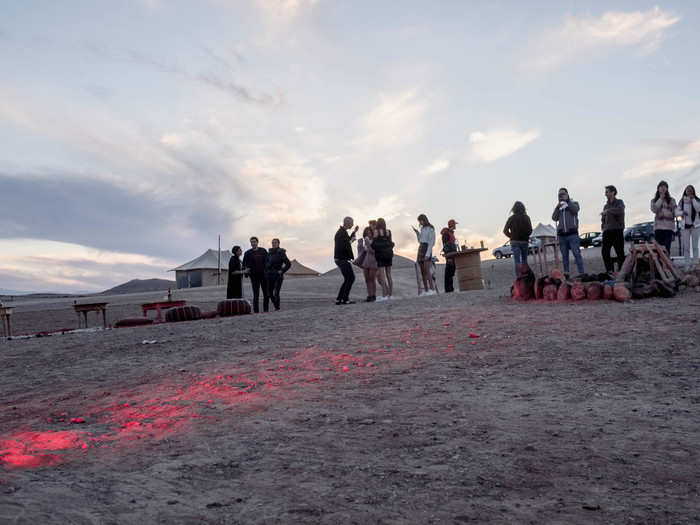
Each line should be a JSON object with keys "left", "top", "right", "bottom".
{"left": 624, "top": 222, "right": 655, "bottom": 243}
{"left": 591, "top": 233, "right": 603, "bottom": 247}
{"left": 493, "top": 237, "right": 541, "bottom": 259}
{"left": 580, "top": 231, "right": 602, "bottom": 248}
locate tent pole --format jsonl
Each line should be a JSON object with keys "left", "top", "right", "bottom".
{"left": 218, "top": 234, "right": 221, "bottom": 286}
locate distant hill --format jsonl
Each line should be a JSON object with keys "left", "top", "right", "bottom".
{"left": 102, "top": 278, "right": 176, "bottom": 295}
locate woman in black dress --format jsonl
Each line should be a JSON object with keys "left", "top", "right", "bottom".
{"left": 226, "top": 246, "right": 245, "bottom": 299}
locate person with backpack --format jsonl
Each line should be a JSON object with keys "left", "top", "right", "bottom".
{"left": 676, "top": 184, "right": 700, "bottom": 271}
{"left": 503, "top": 202, "right": 533, "bottom": 277}
{"left": 242, "top": 236, "right": 269, "bottom": 313}
{"left": 372, "top": 217, "right": 394, "bottom": 300}
{"left": 600, "top": 185, "right": 626, "bottom": 274}
{"left": 440, "top": 219, "right": 458, "bottom": 292}
{"left": 264, "top": 238, "right": 292, "bottom": 310}
{"left": 650, "top": 180, "right": 677, "bottom": 255}
{"left": 552, "top": 188, "right": 584, "bottom": 276}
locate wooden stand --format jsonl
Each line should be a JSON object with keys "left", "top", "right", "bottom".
{"left": 533, "top": 241, "right": 561, "bottom": 277}
{"left": 445, "top": 248, "right": 488, "bottom": 291}
{"left": 73, "top": 302, "right": 108, "bottom": 329}
{"left": 141, "top": 300, "right": 186, "bottom": 322}
{"left": 1, "top": 306, "right": 13, "bottom": 338}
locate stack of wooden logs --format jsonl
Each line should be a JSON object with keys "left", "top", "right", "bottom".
{"left": 513, "top": 240, "right": 689, "bottom": 302}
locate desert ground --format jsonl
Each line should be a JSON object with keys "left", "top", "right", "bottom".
{"left": 1, "top": 246, "right": 699, "bottom": 523}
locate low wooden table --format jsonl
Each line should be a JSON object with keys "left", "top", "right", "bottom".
{"left": 445, "top": 248, "right": 488, "bottom": 291}
{"left": 1, "top": 306, "right": 14, "bottom": 338}
{"left": 141, "top": 300, "right": 186, "bottom": 322}
{"left": 73, "top": 302, "right": 108, "bottom": 329}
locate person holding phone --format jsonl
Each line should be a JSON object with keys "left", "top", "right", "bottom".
{"left": 552, "top": 188, "right": 584, "bottom": 276}
{"left": 413, "top": 214, "right": 436, "bottom": 295}
{"left": 676, "top": 185, "right": 700, "bottom": 271}
{"left": 334, "top": 217, "right": 358, "bottom": 305}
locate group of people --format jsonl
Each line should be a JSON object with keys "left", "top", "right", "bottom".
{"left": 334, "top": 214, "right": 459, "bottom": 304}
{"left": 226, "top": 237, "right": 292, "bottom": 313}
{"left": 502, "top": 181, "right": 700, "bottom": 277}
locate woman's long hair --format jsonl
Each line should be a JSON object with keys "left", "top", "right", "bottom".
{"left": 417, "top": 214, "right": 433, "bottom": 229}
{"left": 511, "top": 201, "right": 526, "bottom": 215}
{"left": 653, "top": 181, "right": 672, "bottom": 204}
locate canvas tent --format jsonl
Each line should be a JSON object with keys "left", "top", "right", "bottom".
{"left": 171, "top": 249, "right": 231, "bottom": 289}
{"left": 285, "top": 259, "right": 321, "bottom": 277}
{"left": 532, "top": 223, "right": 557, "bottom": 243}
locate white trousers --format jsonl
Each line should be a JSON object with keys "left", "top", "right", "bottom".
{"left": 681, "top": 227, "right": 700, "bottom": 269}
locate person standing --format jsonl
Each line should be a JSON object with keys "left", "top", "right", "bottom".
{"left": 503, "top": 202, "right": 533, "bottom": 277}
{"left": 440, "top": 219, "right": 458, "bottom": 292}
{"left": 264, "top": 238, "right": 292, "bottom": 310}
{"left": 226, "top": 245, "right": 245, "bottom": 299}
{"left": 552, "top": 188, "right": 584, "bottom": 276}
{"left": 334, "top": 217, "right": 358, "bottom": 305}
{"left": 601, "top": 185, "right": 626, "bottom": 274}
{"left": 372, "top": 218, "right": 394, "bottom": 299}
{"left": 358, "top": 226, "right": 379, "bottom": 302}
{"left": 413, "top": 214, "right": 436, "bottom": 295}
{"left": 676, "top": 185, "right": 700, "bottom": 271}
{"left": 242, "top": 236, "right": 269, "bottom": 313}
{"left": 650, "top": 180, "right": 677, "bottom": 255}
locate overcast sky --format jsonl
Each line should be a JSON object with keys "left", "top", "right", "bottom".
{"left": 1, "top": 1, "right": 699, "bottom": 292}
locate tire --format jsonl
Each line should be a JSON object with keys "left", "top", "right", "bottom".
{"left": 165, "top": 305, "right": 202, "bottom": 323}
{"left": 494, "top": 251, "right": 503, "bottom": 259}
{"left": 216, "top": 299, "right": 252, "bottom": 317}
{"left": 114, "top": 317, "right": 154, "bottom": 328}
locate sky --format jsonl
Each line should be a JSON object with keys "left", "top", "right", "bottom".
{"left": 1, "top": 1, "right": 699, "bottom": 292}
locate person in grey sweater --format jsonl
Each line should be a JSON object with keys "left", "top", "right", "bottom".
{"left": 650, "top": 180, "right": 677, "bottom": 255}
{"left": 552, "top": 187, "right": 584, "bottom": 275}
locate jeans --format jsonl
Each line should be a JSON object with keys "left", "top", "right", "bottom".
{"left": 558, "top": 233, "right": 584, "bottom": 274}
{"left": 681, "top": 227, "right": 700, "bottom": 270}
{"left": 249, "top": 275, "right": 269, "bottom": 313}
{"left": 602, "top": 229, "right": 625, "bottom": 273}
{"left": 444, "top": 260, "right": 455, "bottom": 292}
{"left": 511, "top": 241, "right": 529, "bottom": 276}
{"left": 654, "top": 229, "right": 674, "bottom": 255}
{"left": 335, "top": 259, "right": 355, "bottom": 302}
{"left": 265, "top": 274, "right": 283, "bottom": 310}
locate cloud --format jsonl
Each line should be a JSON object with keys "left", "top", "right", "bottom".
{"left": 467, "top": 128, "right": 540, "bottom": 163}
{"left": 623, "top": 139, "right": 700, "bottom": 179}
{"left": 354, "top": 90, "right": 428, "bottom": 149}
{"left": 525, "top": 6, "right": 680, "bottom": 70}
{"left": 253, "top": 0, "right": 319, "bottom": 23}
{"left": 420, "top": 158, "right": 450, "bottom": 177}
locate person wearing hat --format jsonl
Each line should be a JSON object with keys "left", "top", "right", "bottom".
{"left": 441, "top": 219, "right": 458, "bottom": 292}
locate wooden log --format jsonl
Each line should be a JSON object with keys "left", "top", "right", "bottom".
{"left": 644, "top": 242, "right": 674, "bottom": 284}
{"left": 586, "top": 282, "right": 602, "bottom": 300}
{"left": 603, "top": 283, "right": 614, "bottom": 300}
{"left": 571, "top": 282, "right": 586, "bottom": 301}
{"left": 616, "top": 245, "right": 638, "bottom": 282}
{"left": 543, "top": 284, "right": 558, "bottom": 301}
{"left": 557, "top": 283, "right": 571, "bottom": 301}
{"left": 652, "top": 240, "right": 684, "bottom": 280}
{"left": 613, "top": 283, "right": 632, "bottom": 302}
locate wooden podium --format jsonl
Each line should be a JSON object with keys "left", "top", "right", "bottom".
{"left": 445, "top": 248, "right": 488, "bottom": 291}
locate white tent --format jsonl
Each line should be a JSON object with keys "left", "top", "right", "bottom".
{"left": 170, "top": 249, "right": 231, "bottom": 288}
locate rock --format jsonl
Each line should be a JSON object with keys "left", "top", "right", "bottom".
{"left": 571, "top": 282, "right": 586, "bottom": 301}
{"left": 614, "top": 283, "right": 632, "bottom": 302}
{"left": 543, "top": 284, "right": 558, "bottom": 301}
{"left": 586, "top": 282, "right": 602, "bottom": 300}
{"left": 534, "top": 277, "right": 546, "bottom": 300}
{"left": 557, "top": 283, "right": 571, "bottom": 301}
{"left": 603, "top": 283, "right": 614, "bottom": 300}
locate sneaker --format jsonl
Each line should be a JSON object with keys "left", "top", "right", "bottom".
{"left": 342, "top": 300, "right": 355, "bottom": 305}
{"left": 425, "top": 289, "right": 437, "bottom": 296}
{"left": 375, "top": 296, "right": 387, "bottom": 302}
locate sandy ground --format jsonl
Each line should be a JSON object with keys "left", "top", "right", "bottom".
{"left": 1, "top": 247, "right": 699, "bottom": 523}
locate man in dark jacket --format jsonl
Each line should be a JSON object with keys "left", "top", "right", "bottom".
{"left": 552, "top": 187, "right": 584, "bottom": 275}
{"left": 334, "top": 217, "right": 357, "bottom": 305}
{"left": 264, "top": 238, "right": 292, "bottom": 310}
{"left": 601, "top": 185, "right": 626, "bottom": 273}
{"left": 242, "top": 236, "right": 269, "bottom": 313}
{"left": 441, "top": 219, "right": 458, "bottom": 292}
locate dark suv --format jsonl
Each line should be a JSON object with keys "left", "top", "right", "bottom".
{"left": 624, "top": 222, "right": 655, "bottom": 243}
{"left": 580, "top": 231, "right": 601, "bottom": 248}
